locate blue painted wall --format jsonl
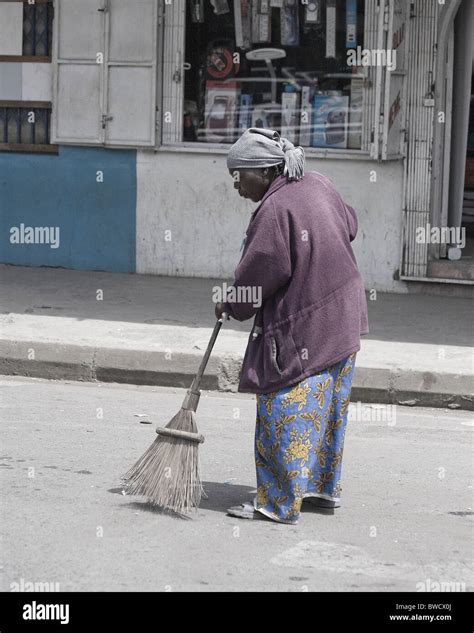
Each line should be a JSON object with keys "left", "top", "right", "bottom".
{"left": 0, "top": 146, "right": 136, "bottom": 272}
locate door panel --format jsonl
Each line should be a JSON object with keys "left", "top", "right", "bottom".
{"left": 106, "top": 66, "right": 155, "bottom": 144}
{"left": 57, "top": 0, "right": 104, "bottom": 60}
{"left": 105, "top": 0, "right": 157, "bottom": 146}
{"left": 108, "top": 0, "right": 156, "bottom": 63}
{"left": 56, "top": 64, "right": 102, "bottom": 141}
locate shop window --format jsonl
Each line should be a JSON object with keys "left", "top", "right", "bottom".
{"left": 0, "top": 101, "right": 57, "bottom": 153}
{"left": 183, "top": 0, "right": 365, "bottom": 150}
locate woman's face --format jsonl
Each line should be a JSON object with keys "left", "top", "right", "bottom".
{"left": 229, "top": 168, "right": 273, "bottom": 203}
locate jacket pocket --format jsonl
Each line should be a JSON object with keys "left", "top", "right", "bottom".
{"left": 270, "top": 336, "right": 284, "bottom": 375}
{"left": 261, "top": 328, "right": 303, "bottom": 389}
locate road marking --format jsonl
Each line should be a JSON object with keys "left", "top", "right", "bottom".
{"left": 270, "top": 540, "right": 474, "bottom": 586}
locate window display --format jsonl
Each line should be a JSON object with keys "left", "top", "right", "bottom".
{"left": 184, "top": 0, "right": 365, "bottom": 149}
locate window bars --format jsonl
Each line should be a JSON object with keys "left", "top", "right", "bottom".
{"left": 22, "top": 1, "right": 53, "bottom": 57}
{"left": 0, "top": 102, "right": 54, "bottom": 151}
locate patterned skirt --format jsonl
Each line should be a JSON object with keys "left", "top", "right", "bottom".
{"left": 254, "top": 353, "right": 356, "bottom": 524}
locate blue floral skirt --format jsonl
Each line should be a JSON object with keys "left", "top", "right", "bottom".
{"left": 254, "top": 353, "right": 356, "bottom": 524}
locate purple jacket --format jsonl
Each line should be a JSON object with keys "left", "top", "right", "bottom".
{"left": 225, "top": 170, "right": 369, "bottom": 394}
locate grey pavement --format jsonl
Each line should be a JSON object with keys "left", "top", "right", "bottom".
{"left": 0, "top": 376, "right": 473, "bottom": 592}
{"left": 0, "top": 264, "right": 473, "bottom": 409}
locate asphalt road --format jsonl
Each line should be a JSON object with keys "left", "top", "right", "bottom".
{"left": 0, "top": 376, "right": 472, "bottom": 592}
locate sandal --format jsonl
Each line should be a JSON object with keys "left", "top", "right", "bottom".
{"left": 304, "top": 497, "right": 340, "bottom": 514}
{"left": 227, "top": 501, "right": 263, "bottom": 520}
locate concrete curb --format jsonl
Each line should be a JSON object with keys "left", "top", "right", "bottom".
{"left": 0, "top": 339, "right": 472, "bottom": 410}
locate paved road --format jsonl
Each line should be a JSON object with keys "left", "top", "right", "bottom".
{"left": 0, "top": 376, "right": 472, "bottom": 592}
{"left": 1, "top": 265, "right": 473, "bottom": 407}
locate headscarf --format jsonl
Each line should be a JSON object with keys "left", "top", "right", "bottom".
{"left": 227, "top": 128, "right": 305, "bottom": 181}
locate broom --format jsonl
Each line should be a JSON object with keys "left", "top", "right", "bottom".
{"left": 122, "top": 317, "right": 223, "bottom": 513}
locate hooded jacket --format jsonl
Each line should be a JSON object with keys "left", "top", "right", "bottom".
{"left": 224, "top": 170, "right": 369, "bottom": 394}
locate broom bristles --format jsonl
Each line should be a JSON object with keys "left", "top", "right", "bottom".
{"left": 122, "top": 408, "right": 203, "bottom": 514}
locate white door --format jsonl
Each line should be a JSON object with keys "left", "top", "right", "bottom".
{"left": 52, "top": 0, "right": 105, "bottom": 144}
{"left": 105, "top": 0, "right": 157, "bottom": 146}
{"left": 52, "top": 0, "right": 158, "bottom": 148}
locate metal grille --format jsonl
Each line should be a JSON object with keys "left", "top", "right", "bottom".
{"left": 401, "top": 0, "right": 438, "bottom": 277}
{"left": 161, "top": 0, "right": 186, "bottom": 144}
{"left": 22, "top": 2, "right": 53, "bottom": 57}
{"left": 0, "top": 106, "right": 51, "bottom": 146}
{"left": 362, "top": 0, "right": 378, "bottom": 153}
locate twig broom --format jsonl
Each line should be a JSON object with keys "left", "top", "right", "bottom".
{"left": 122, "top": 318, "right": 223, "bottom": 513}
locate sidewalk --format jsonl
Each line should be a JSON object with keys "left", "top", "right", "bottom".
{"left": 0, "top": 264, "right": 473, "bottom": 410}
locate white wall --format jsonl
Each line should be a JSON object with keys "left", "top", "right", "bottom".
{"left": 0, "top": 3, "right": 23, "bottom": 55}
{"left": 0, "top": 62, "right": 53, "bottom": 101}
{"left": 136, "top": 150, "right": 407, "bottom": 293}
{"left": 0, "top": 0, "right": 53, "bottom": 103}
{"left": 22, "top": 63, "right": 53, "bottom": 101}
{"left": 0, "top": 62, "right": 22, "bottom": 99}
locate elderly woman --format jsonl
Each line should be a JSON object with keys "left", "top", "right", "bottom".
{"left": 215, "top": 127, "right": 368, "bottom": 525}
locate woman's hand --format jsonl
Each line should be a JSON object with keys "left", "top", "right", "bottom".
{"left": 215, "top": 302, "right": 228, "bottom": 320}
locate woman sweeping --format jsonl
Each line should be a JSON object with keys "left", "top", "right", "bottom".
{"left": 215, "top": 127, "right": 369, "bottom": 525}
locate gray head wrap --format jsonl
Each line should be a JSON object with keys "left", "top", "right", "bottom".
{"left": 227, "top": 127, "right": 305, "bottom": 181}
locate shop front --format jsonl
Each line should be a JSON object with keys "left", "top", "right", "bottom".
{"left": 1, "top": 0, "right": 471, "bottom": 293}
{"left": 137, "top": 0, "right": 409, "bottom": 291}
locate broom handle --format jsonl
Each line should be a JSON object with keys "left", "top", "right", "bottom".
{"left": 182, "top": 317, "right": 223, "bottom": 411}
{"left": 191, "top": 318, "right": 223, "bottom": 389}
